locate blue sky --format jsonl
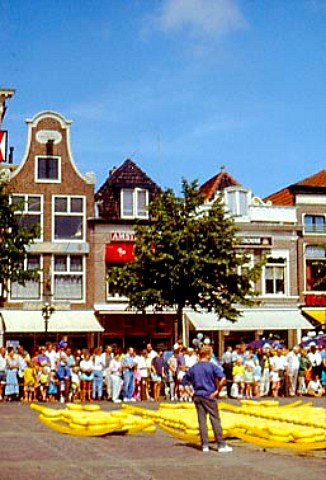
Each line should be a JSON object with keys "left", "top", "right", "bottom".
{"left": 1, "top": 0, "right": 326, "bottom": 197}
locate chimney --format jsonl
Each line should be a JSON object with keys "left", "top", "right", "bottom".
{"left": 8, "top": 146, "right": 14, "bottom": 164}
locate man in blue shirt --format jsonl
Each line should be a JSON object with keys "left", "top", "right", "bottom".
{"left": 181, "top": 345, "right": 232, "bottom": 453}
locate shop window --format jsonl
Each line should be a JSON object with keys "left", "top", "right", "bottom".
{"left": 305, "top": 245, "right": 326, "bottom": 291}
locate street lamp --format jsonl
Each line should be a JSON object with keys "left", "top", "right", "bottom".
{"left": 41, "top": 285, "right": 55, "bottom": 340}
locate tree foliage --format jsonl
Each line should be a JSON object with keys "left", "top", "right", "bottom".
{"left": 0, "top": 181, "right": 40, "bottom": 296}
{"left": 110, "top": 179, "right": 261, "bottom": 334}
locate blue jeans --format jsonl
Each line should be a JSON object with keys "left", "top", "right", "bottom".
{"left": 194, "top": 395, "right": 225, "bottom": 448}
{"left": 92, "top": 370, "right": 103, "bottom": 399}
{"left": 123, "top": 369, "right": 134, "bottom": 399}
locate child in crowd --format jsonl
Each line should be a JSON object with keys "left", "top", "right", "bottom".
{"left": 70, "top": 366, "right": 81, "bottom": 401}
{"left": 232, "top": 358, "right": 245, "bottom": 398}
{"left": 244, "top": 363, "right": 254, "bottom": 398}
{"left": 48, "top": 371, "right": 58, "bottom": 402}
{"left": 23, "top": 360, "right": 37, "bottom": 403}
{"left": 39, "top": 366, "right": 50, "bottom": 402}
{"left": 253, "top": 362, "right": 262, "bottom": 398}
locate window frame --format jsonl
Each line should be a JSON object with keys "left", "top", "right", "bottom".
{"left": 120, "top": 188, "right": 149, "bottom": 219}
{"left": 224, "top": 187, "right": 251, "bottom": 217}
{"left": 303, "top": 214, "right": 326, "bottom": 234}
{"left": 11, "top": 193, "right": 43, "bottom": 241}
{"left": 52, "top": 195, "right": 86, "bottom": 242}
{"left": 304, "top": 245, "right": 326, "bottom": 292}
{"left": 35, "top": 155, "right": 61, "bottom": 183}
{"left": 261, "top": 251, "right": 289, "bottom": 297}
{"left": 9, "top": 254, "right": 42, "bottom": 301}
{"left": 51, "top": 254, "right": 85, "bottom": 303}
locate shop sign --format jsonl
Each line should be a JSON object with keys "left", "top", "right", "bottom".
{"left": 237, "top": 236, "right": 272, "bottom": 247}
{"left": 108, "top": 231, "right": 135, "bottom": 242}
{"left": 305, "top": 294, "right": 326, "bottom": 306}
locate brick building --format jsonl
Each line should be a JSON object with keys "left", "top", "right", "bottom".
{"left": 264, "top": 169, "right": 326, "bottom": 332}
{"left": 90, "top": 159, "right": 176, "bottom": 350}
{"left": 0, "top": 111, "right": 103, "bottom": 350}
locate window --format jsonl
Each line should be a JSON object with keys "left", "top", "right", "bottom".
{"left": 11, "top": 194, "right": 42, "bottom": 239}
{"left": 121, "top": 188, "right": 149, "bottom": 219}
{"left": 305, "top": 245, "right": 326, "bottom": 291}
{"left": 10, "top": 255, "right": 41, "bottom": 300}
{"left": 264, "top": 257, "right": 286, "bottom": 295}
{"left": 106, "top": 265, "right": 129, "bottom": 300}
{"left": 36, "top": 156, "right": 60, "bottom": 182}
{"left": 53, "top": 255, "right": 84, "bottom": 301}
{"left": 304, "top": 215, "right": 325, "bottom": 233}
{"left": 53, "top": 196, "right": 84, "bottom": 241}
{"left": 224, "top": 188, "right": 250, "bottom": 217}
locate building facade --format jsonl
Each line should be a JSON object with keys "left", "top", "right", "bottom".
{"left": 90, "top": 159, "right": 175, "bottom": 350}
{"left": 264, "top": 170, "right": 326, "bottom": 332}
{"left": 0, "top": 111, "right": 103, "bottom": 350}
{"left": 184, "top": 167, "right": 314, "bottom": 357}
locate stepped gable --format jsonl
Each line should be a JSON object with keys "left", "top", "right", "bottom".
{"left": 199, "top": 167, "right": 241, "bottom": 201}
{"left": 95, "top": 159, "right": 161, "bottom": 221}
{"left": 264, "top": 170, "right": 326, "bottom": 206}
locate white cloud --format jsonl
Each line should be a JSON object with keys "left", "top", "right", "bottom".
{"left": 154, "top": 0, "right": 246, "bottom": 38}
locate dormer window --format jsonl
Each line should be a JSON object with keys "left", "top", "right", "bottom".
{"left": 224, "top": 188, "right": 250, "bottom": 216}
{"left": 121, "top": 188, "right": 149, "bottom": 219}
{"left": 35, "top": 156, "right": 61, "bottom": 182}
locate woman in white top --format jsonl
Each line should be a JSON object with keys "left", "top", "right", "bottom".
{"left": 92, "top": 347, "right": 104, "bottom": 401}
{"left": 80, "top": 350, "right": 94, "bottom": 402}
{"left": 109, "top": 353, "right": 123, "bottom": 403}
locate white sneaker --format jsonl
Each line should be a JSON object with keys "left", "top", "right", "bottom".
{"left": 113, "top": 399, "right": 122, "bottom": 403}
{"left": 129, "top": 398, "right": 136, "bottom": 402}
{"left": 202, "top": 446, "right": 209, "bottom": 453}
{"left": 123, "top": 398, "right": 129, "bottom": 402}
{"left": 218, "top": 445, "right": 233, "bottom": 453}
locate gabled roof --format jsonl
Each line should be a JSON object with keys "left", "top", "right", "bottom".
{"left": 264, "top": 170, "right": 326, "bottom": 206}
{"left": 199, "top": 167, "right": 241, "bottom": 201}
{"left": 95, "top": 159, "right": 161, "bottom": 221}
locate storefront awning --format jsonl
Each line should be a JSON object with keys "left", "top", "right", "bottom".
{"left": 1, "top": 310, "right": 104, "bottom": 333}
{"left": 105, "top": 242, "right": 135, "bottom": 263}
{"left": 184, "top": 308, "right": 313, "bottom": 331}
{"left": 302, "top": 309, "right": 326, "bottom": 326}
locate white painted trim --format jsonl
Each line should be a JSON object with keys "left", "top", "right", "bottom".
{"left": 11, "top": 111, "right": 89, "bottom": 184}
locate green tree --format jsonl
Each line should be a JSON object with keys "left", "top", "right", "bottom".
{"left": 0, "top": 181, "right": 40, "bottom": 299}
{"left": 110, "top": 179, "right": 261, "bottom": 339}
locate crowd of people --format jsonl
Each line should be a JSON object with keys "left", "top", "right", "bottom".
{"left": 222, "top": 341, "right": 326, "bottom": 399}
{"left": 0, "top": 337, "right": 325, "bottom": 404}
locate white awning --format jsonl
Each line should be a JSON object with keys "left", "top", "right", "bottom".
{"left": 184, "top": 308, "right": 313, "bottom": 331}
{"left": 1, "top": 310, "right": 104, "bottom": 333}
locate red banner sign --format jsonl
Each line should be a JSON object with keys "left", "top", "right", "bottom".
{"left": 0, "top": 131, "right": 7, "bottom": 162}
{"left": 105, "top": 242, "right": 135, "bottom": 264}
{"left": 305, "top": 294, "right": 326, "bottom": 307}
